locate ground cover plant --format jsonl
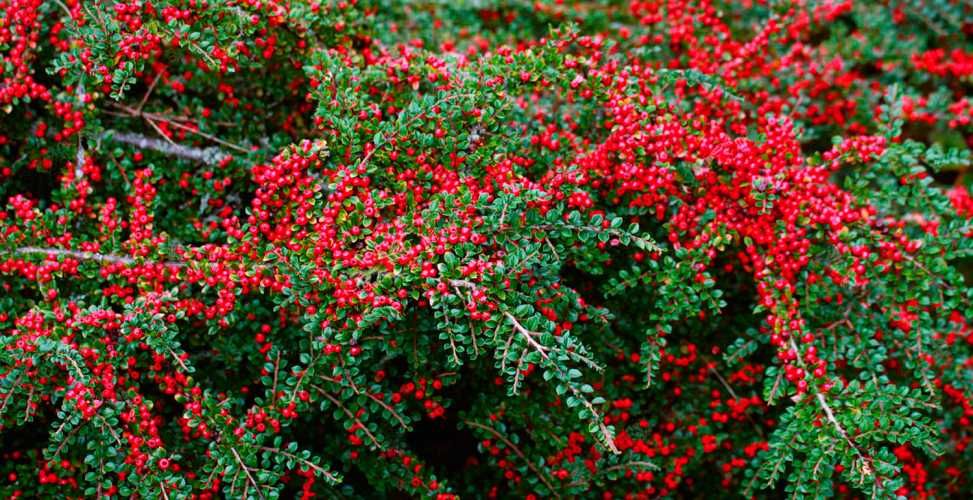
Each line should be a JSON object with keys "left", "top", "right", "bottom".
{"left": 1, "top": 0, "right": 973, "bottom": 498}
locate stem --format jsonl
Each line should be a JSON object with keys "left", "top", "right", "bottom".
{"left": 258, "top": 446, "right": 340, "bottom": 483}
{"left": 106, "top": 130, "right": 226, "bottom": 164}
{"left": 503, "top": 311, "right": 620, "bottom": 454}
{"left": 74, "top": 82, "right": 86, "bottom": 179}
{"left": 311, "top": 384, "right": 381, "bottom": 448}
{"left": 787, "top": 337, "right": 870, "bottom": 474}
{"left": 8, "top": 247, "right": 182, "bottom": 267}
{"left": 230, "top": 447, "right": 266, "bottom": 500}
{"left": 365, "top": 392, "right": 410, "bottom": 431}
{"left": 463, "top": 419, "right": 559, "bottom": 497}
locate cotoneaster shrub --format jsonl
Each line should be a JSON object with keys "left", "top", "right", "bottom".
{"left": 1, "top": 0, "right": 972, "bottom": 498}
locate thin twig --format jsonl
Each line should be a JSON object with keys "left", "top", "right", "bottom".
{"left": 52, "top": 0, "right": 72, "bottom": 18}
{"left": 271, "top": 351, "right": 281, "bottom": 400}
{"left": 112, "top": 102, "right": 250, "bottom": 153}
{"left": 145, "top": 117, "right": 179, "bottom": 147}
{"left": 706, "top": 360, "right": 765, "bottom": 437}
{"left": 365, "top": 392, "right": 410, "bottom": 430}
{"left": 230, "top": 447, "right": 266, "bottom": 500}
{"left": 503, "top": 311, "right": 619, "bottom": 454}
{"left": 707, "top": 364, "right": 738, "bottom": 399}
{"left": 787, "top": 337, "right": 870, "bottom": 475}
{"left": 161, "top": 117, "right": 250, "bottom": 153}
{"left": 137, "top": 73, "right": 164, "bottom": 114}
{"left": 168, "top": 348, "right": 190, "bottom": 372}
{"left": 463, "top": 419, "right": 559, "bottom": 497}
{"left": 310, "top": 384, "right": 381, "bottom": 448}
{"left": 0, "top": 374, "right": 23, "bottom": 415}
{"left": 257, "top": 446, "right": 340, "bottom": 483}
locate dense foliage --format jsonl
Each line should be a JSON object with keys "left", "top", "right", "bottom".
{"left": 1, "top": 0, "right": 973, "bottom": 498}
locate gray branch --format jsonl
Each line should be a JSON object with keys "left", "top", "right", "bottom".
{"left": 10, "top": 247, "right": 182, "bottom": 267}
{"left": 105, "top": 131, "right": 226, "bottom": 165}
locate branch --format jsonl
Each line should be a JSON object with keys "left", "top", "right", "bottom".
{"left": 105, "top": 130, "right": 226, "bottom": 164}
{"left": 503, "top": 311, "right": 620, "bottom": 454}
{"left": 8, "top": 247, "right": 182, "bottom": 267}
{"left": 257, "top": 446, "right": 340, "bottom": 484}
{"left": 503, "top": 312, "right": 552, "bottom": 357}
{"left": 787, "top": 337, "right": 870, "bottom": 474}
{"left": 566, "top": 460, "right": 660, "bottom": 488}
{"left": 310, "top": 384, "right": 381, "bottom": 448}
{"left": 229, "top": 447, "right": 266, "bottom": 500}
{"left": 74, "top": 82, "right": 87, "bottom": 179}
{"left": 0, "top": 374, "right": 23, "bottom": 416}
{"left": 463, "top": 419, "right": 559, "bottom": 497}
{"left": 448, "top": 281, "right": 618, "bottom": 453}
{"left": 537, "top": 223, "right": 660, "bottom": 252}
{"left": 706, "top": 360, "right": 765, "bottom": 437}
{"left": 365, "top": 392, "right": 410, "bottom": 431}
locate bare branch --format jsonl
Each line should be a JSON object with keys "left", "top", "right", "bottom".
{"left": 8, "top": 247, "right": 182, "bottom": 267}
{"left": 74, "top": 82, "right": 87, "bottom": 179}
{"left": 105, "top": 130, "right": 226, "bottom": 164}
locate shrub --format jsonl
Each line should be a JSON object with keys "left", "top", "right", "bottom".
{"left": 1, "top": 1, "right": 972, "bottom": 498}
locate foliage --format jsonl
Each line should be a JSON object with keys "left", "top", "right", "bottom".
{"left": 1, "top": 0, "right": 972, "bottom": 498}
